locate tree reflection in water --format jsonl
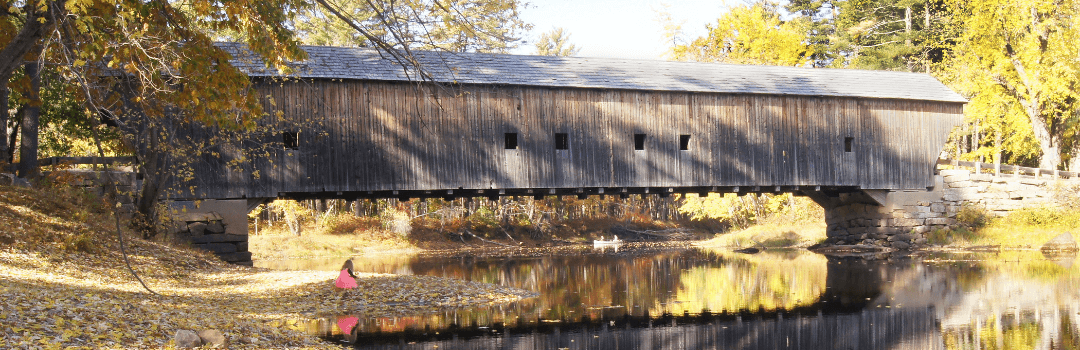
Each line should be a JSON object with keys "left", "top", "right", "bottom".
{"left": 277, "top": 246, "right": 1080, "bottom": 349}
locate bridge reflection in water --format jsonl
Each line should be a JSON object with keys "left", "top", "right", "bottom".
{"left": 272, "top": 247, "right": 1080, "bottom": 349}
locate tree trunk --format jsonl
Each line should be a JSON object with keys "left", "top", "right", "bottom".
{"left": 1026, "top": 103, "right": 1061, "bottom": 169}
{"left": 1070, "top": 146, "right": 1080, "bottom": 172}
{"left": 905, "top": 7, "right": 912, "bottom": 47}
{"left": 0, "top": 83, "right": 7, "bottom": 164}
{"left": 924, "top": 2, "right": 931, "bottom": 73}
{"left": 7, "top": 109, "right": 19, "bottom": 162}
{"left": 17, "top": 61, "right": 40, "bottom": 178}
{"left": 132, "top": 113, "right": 177, "bottom": 238}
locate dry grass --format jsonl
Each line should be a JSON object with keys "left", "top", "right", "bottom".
{"left": 695, "top": 221, "right": 827, "bottom": 248}
{"left": 927, "top": 205, "right": 1080, "bottom": 248}
{"left": 693, "top": 196, "right": 826, "bottom": 248}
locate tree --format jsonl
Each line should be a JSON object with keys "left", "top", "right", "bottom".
{"left": 0, "top": 0, "right": 532, "bottom": 236}
{"left": 293, "top": 0, "right": 530, "bottom": 53}
{"left": 0, "top": 0, "right": 308, "bottom": 235}
{"left": 535, "top": 27, "right": 579, "bottom": 56}
{"left": 942, "top": 0, "right": 1080, "bottom": 169}
{"left": 670, "top": 3, "right": 810, "bottom": 66}
{"left": 785, "top": 0, "right": 953, "bottom": 71}
{"left": 784, "top": 0, "right": 838, "bottom": 67}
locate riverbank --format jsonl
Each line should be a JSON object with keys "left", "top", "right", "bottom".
{"left": 251, "top": 204, "right": 1080, "bottom": 260}
{"left": 251, "top": 213, "right": 712, "bottom": 260}
{"left": 0, "top": 183, "right": 535, "bottom": 348}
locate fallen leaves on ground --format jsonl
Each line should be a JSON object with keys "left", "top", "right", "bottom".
{"left": 0, "top": 184, "right": 536, "bottom": 349}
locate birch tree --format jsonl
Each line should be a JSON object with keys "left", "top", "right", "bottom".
{"left": 944, "top": 0, "right": 1080, "bottom": 169}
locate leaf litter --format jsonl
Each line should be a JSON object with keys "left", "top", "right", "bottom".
{"left": 0, "top": 184, "right": 536, "bottom": 349}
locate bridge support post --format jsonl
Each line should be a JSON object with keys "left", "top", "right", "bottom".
{"left": 804, "top": 177, "right": 949, "bottom": 250}
{"left": 167, "top": 198, "right": 270, "bottom": 265}
{"left": 806, "top": 169, "right": 1071, "bottom": 249}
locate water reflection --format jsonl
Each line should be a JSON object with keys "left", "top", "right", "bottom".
{"left": 262, "top": 246, "right": 1080, "bottom": 349}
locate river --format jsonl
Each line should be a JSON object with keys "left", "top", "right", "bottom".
{"left": 257, "top": 244, "right": 1080, "bottom": 349}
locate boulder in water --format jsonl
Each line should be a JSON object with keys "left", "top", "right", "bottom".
{"left": 733, "top": 247, "right": 760, "bottom": 254}
{"left": 1041, "top": 232, "right": 1078, "bottom": 252}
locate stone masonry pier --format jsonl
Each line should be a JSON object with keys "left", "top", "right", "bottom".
{"left": 806, "top": 161, "right": 1078, "bottom": 249}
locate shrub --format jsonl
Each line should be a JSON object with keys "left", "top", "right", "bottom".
{"left": 379, "top": 207, "right": 412, "bottom": 237}
{"left": 956, "top": 204, "right": 991, "bottom": 228}
{"left": 319, "top": 213, "right": 381, "bottom": 235}
{"left": 1001, "top": 206, "right": 1073, "bottom": 227}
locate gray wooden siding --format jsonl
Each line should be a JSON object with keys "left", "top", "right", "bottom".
{"left": 181, "top": 80, "right": 964, "bottom": 199}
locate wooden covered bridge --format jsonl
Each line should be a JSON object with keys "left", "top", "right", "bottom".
{"left": 182, "top": 43, "right": 966, "bottom": 204}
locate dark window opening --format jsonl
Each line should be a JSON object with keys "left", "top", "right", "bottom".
{"left": 555, "top": 133, "right": 569, "bottom": 150}
{"left": 283, "top": 131, "right": 299, "bottom": 150}
{"left": 844, "top": 137, "right": 854, "bottom": 152}
{"left": 634, "top": 134, "right": 646, "bottom": 151}
{"left": 505, "top": 133, "right": 518, "bottom": 149}
{"left": 679, "top": 134, "right": 691, "bottom": 151}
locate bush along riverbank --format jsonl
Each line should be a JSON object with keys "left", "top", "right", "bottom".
{"left": 0, "top": 181, "right": 534, "bottom": 349}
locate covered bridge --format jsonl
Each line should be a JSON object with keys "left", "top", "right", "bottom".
{"left": 184, "top": 43, "right": 966, "bottom": 201}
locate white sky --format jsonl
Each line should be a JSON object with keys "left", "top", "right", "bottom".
{"left": 510, "top": 0, "right": 734, "bottom": 59}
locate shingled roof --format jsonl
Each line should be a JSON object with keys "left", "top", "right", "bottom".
{"left": 220, "top": 42, "right": 967, "bottom": 103}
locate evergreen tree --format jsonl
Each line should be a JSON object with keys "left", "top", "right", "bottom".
{"left": 535, "top": 27, "right": 579, "bottom": 57}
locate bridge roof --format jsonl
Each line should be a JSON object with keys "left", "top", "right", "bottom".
{"left": 222, "top": 43, "right": 967, "bottom": 103}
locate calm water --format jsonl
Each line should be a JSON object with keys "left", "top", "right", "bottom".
{"left": 258, "top": 245, "right": 1080, "bottom": 349}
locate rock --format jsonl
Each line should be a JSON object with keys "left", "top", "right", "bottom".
{"left": 206, "top": 222, "right": 226, "bottom": 234}
{"left": 733, "top": 247, "right": 760, "bottom": 254}
{"left": 174, "top": 330, "right": 202, "bottom": 348}
{"left": 1041, "top": 233, "right": 1078, "bottom": 252}
{"left": 176, "top": 212, "right": 224, "bottom": 222}
{"left": 12, "top": 176, "right": 30, "bottom": 188}
{"left": 201, "top": 242, "right": 238, "bottom": 254}
{"left": 888, "top": 233, "right": 915, "bottom": 242}
{"left": 197, "top": 329, "right": 228, "bottom": 348}
{"left": 890, "top": 241, "right": 911, "bottom": 250}
{"left": 188, "top": 222, "right": 208, "bottom": 236}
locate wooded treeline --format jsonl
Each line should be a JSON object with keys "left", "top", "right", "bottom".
{"left": 666, "top": 0, "right": 1080, "bottom": 171}
{"left": 251, "top": 192, "right": 818, "bottom": 241}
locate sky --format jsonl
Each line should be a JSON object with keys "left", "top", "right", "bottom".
{"left": 509, "top": 0, "right": 733, "bottom": 60}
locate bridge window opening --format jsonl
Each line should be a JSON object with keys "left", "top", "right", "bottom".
{"left": 555, "top": 133, "right": 569, "bottom": 150}
{"left": 283, "top": 131, "right": 299, "bottom": 150}
{"left": 844, "top": 137, "right": 854, "bottom": 152}
{"left": 505, "top": 133, "right": 519, "bottom": 149}
{"left": 679, "top": 134, "right": 691, "bottom": 151}
{"left": 634, "top": 134, "right": 646, "bottom": 150}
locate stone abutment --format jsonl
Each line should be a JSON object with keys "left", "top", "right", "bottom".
{"left": 807, "top": 169, "right": 1074, "bottom": 249}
